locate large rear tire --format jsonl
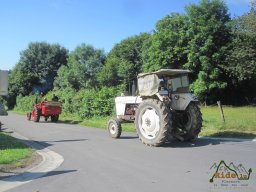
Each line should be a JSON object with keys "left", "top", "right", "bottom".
{"left": 51, "top": 115, "right": 59, "bottom": 122}
{"left": 107, "top": 119, "right": 122, "bottom": 138}
{"left": 135, "top": 99, "right": 171, "bottom": 147}
{"left": 33, "top": 107, "right": 40, "bottom": 122}
{"left": 54, "top": 115, "right": 59, "bottom": 122}
{"left": 44, "top": 116, "right": 49, "bottom": 121}
{"left": 172, "top": 103, "right": 202, "bottom": 141}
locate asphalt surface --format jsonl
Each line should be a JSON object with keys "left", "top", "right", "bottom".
{"left": 0, "top": 112, "right": 256, "bottom": 192}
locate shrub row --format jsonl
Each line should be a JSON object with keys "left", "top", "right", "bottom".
{"left": 15, "top": 86, "right": 124, "bottom": 119}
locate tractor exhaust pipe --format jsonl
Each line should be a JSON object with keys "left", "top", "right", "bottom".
{"left": 132, "top": 80, "right": 136, "bottom": 96}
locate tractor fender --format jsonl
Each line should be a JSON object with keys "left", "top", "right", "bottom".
{"left": 170, "top": 93, "right": 197, "bottom": 111}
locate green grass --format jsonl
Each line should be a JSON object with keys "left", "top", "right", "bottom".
{"left": 200, "top": 106, "right": 256, "bottom": 138}
{"left": 59, "top": 115, "right": 135, "bottom": 132}
{"left": 80, "top": 116, "right": 135, "bottom": 132}
{"left": 0, "top": 133, "right": 32, "bottom": 166}
{"left": 12, "top": 106, "right": 256, "bottom": 138}
{"left": 72, "top": 106, "right": 256, "bottom": 139}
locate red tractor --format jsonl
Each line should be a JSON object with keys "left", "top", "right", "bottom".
{"left": 27, "top": 101, "right": 62, "bottom": 123}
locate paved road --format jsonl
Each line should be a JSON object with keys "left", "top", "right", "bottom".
{"left": 1, "top": 112, "right": 256, "bottom": 192}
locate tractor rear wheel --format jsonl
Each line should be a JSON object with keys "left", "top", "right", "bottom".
{"left": 107, "top": 119, "right": 122, "bottom": 138}
{"left": 55, "top": 115, "right": 59, "bottom": 122}
{"left": 172, "top": 103, "right": 202, "bottom": 141}
{"left": 51, "top": 116, "right": 55, "bottom": 122}
{"left": 33, "top": 107, "right": 40, "bottom": 122}
{"left": 51, "top": 115, "right": 59, "bottom": 122}
{"left": 135, "top": 99, "right": 171, "bottom": 146}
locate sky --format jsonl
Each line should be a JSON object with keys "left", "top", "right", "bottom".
{"left": 0, "top": 0, "right": 252, "bottom": 70}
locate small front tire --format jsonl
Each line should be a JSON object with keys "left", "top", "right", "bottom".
{"left": 108, "top": 119, "right": 122, "bottom": 138}
{"left": 27, "top": 112, "right": 32, "bottom": 121}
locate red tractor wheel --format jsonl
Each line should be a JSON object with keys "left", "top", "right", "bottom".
{"left": 51, "top": 115, "right": 59, "bottom": 123}
{"left": 32, "top": 107, "right": 40, "bottom": 122}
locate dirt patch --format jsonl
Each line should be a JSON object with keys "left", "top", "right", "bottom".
{"left": 0, "top": 150, "right": 42, "bottom": 179}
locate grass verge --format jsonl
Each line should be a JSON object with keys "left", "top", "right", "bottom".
{"left": 65, "top": 106, "right": 256, "bottom": 139}
{"left": 0, "top": 132, "right": 34, "bottom": 171}
{"left": 11, "top": 106, "right": 256, "bottom": 138}
{"left": 200, "top": 106, "right": 256, "bottom": 138}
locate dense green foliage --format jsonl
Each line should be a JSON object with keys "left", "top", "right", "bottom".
{"left": 142, "top": 0, "right": 231, "bottom": 102}
{"left": 142, "top": 13, "right": 190, "bottom": 71}
{"left": 8, "top": 42, "right": 68, "bottom": 108}
{"left": 222, "top": 4, "right": 256, "bottom": 104}
{"left": 185, "top": 0, "right": 231, "bottom": 101}
{"left": 56, "top": 86, "right": 122, "bottom": 118}
{"left": 225, "top": 4, "right": 256, "bottom": 81}
{"left": 14, "top": 94, "right": 37, "bottom": 112}
{"left": 54, "top": 44, "right": 105, "bottom": 90}
{"left": 97, "top": 33, "right": 151, "bottom": 87}
{"left": 6, "top": 0, "right": 256, "bottom": 114}
{"left": 15, "top": 86, "right": 124, "bottom": 118}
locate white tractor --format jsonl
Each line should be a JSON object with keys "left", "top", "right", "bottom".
{"left": 107, "top": 69, "right": 202, "bottom": 146}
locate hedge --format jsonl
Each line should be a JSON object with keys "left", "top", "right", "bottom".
{"left": 15, "top": 86, "right": 124, "bottom": 119}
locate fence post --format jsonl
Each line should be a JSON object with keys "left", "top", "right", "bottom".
{"left": 217, "top": 101, "right": 225, "bottom": 123}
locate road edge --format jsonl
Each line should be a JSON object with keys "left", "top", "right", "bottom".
{"left": 199, "top": 136, "right": 256, "bottom": 142}
{"left": 0, "top": 131, "right": 64, "bottom": 192}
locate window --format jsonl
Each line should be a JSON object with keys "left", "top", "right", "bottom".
{"left": 170, "top": 75, "right": 189, "bottom": 92}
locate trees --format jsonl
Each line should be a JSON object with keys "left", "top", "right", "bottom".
{"left": 185, "top": 0, "right": 231, "bottom": 102}
{"left": 8, "top": 42, "right": 68, "bottom": 108}
{"left": 9, "top": 42, "right": 68, "bottom": 95}
{"left": 54, "top": 44, "right": 105, "bottom": 90}
{"left": 7, "top": 0, "right": 256, "bottom": 109}
{"left": 97, "top": 33, "right": 151, "bottom": 87}
{"left": 142, "top": 0, "right": 231, "bottom": 102}
{"left": 225, "top": 3, "right": 256, "bottom": 81}
{"left": 222, "top": 2, "right": 256, "bottom": 104}
{"left": 142, "top": 13, "right": 190, "bottom": 72}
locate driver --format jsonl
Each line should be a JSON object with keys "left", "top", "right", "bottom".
{"left": 158, "top": 79, "right": 169, "bottom": 96}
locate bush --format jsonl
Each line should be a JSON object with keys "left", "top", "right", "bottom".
{"left": 14, "top": 86, "right": 124, "bottom": 119}
{"left": 15, "top": 94, "right": 37, "bottom": 112}
{"left": 55, "top": 86, "right": 122, "bottom": 119}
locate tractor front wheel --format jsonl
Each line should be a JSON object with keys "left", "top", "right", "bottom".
{"left": 107, "top": 119, "right": 122, "bottom": 138}
{"left": 27, "top": 112, "right": 32, "bottom": 121}
{"left": 135, "top": 99, "right": 171, "bottom": 147}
